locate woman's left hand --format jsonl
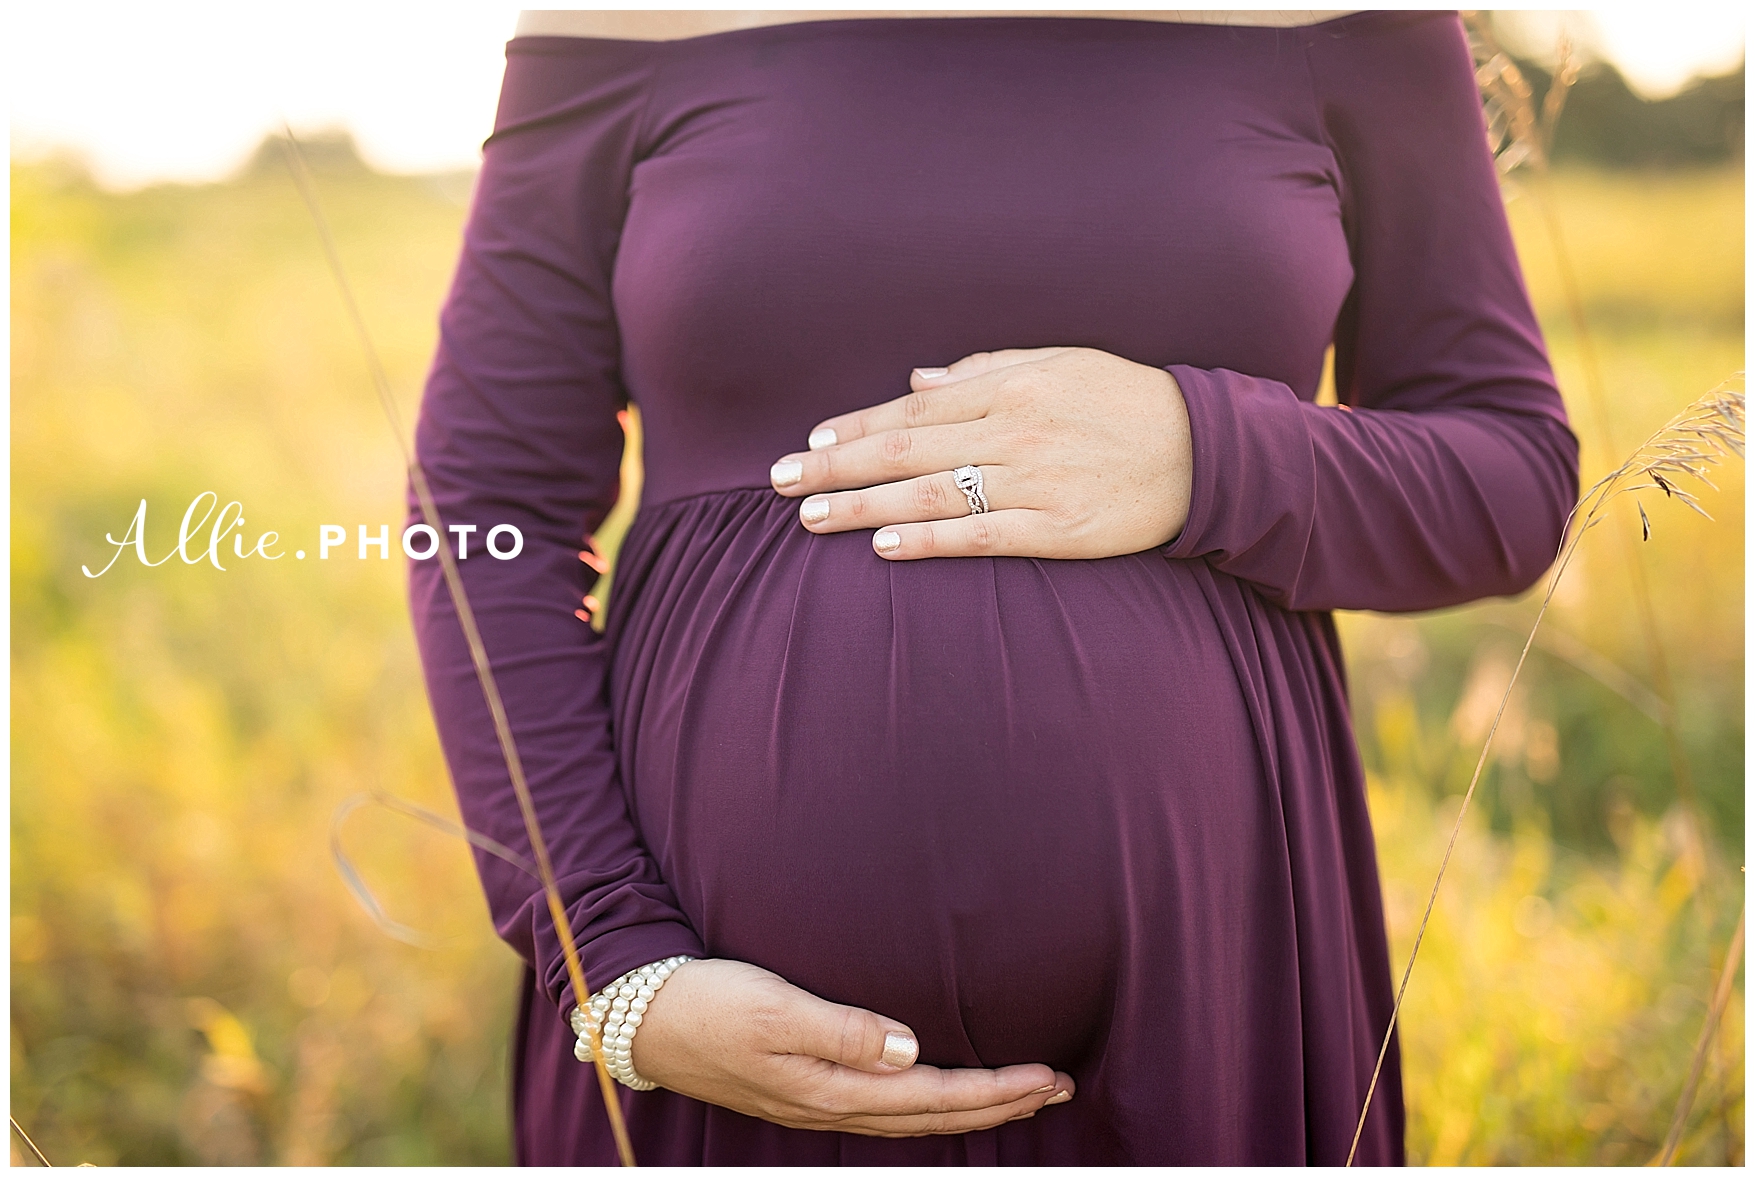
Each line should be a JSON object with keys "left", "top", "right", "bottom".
{"left": 769, "top": 347, "right": 1193, "bottom": 560}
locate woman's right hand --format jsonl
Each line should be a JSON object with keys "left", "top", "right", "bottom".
{"left": 626, "top": 958, "right": 1075, "bottom": 1136}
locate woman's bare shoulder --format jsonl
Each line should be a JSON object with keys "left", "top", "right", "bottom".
{"left": 513, "top": 10, "right": 1361, "bottom": 42}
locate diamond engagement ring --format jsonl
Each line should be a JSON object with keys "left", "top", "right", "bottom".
{"left": 953, "top": 465, "right": 989, "bottom": 515}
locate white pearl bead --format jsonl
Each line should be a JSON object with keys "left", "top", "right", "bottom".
{"left": 579, "top": 957, "right": 694, "bottom": 1089}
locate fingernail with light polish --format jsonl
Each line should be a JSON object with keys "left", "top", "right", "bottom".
{"left": 913, "top": 367, "right": 949, "bottom": 380}
{"left": 1031, "top": 1084, "right": 1055, "bottom": 1095}
{"left": 881, "top": 1031, "right": 919, "bottom": 1069}
{"left": 808, "top": 426, "right": 837, "bottom": 450}
{"left": 800, "top": 497, "right": 830, "bottom": 525}
{"left": 1045, "top": 1090, "right": 1072, "bottom": 1105}
{"left": 770, "top": 459, "right": 803, "bottom": 487}
{"left": 873, "top": 529, "right": 902, "bottom": 554}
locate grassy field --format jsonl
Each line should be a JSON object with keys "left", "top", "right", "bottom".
{"left": 10, "top": 153, "right": 1743, "bottom": 1164}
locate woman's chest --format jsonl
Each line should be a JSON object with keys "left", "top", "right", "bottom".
{"left": 608, "top": 25, "right": 1356, "bottom": 493}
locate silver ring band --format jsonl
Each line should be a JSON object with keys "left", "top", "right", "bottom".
{"left": 953, "top": 465, "right": 989, "bottom": 515}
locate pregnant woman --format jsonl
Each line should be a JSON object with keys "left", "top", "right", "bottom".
{"left": 408, "top": 9, "right": 1578, "bottom": 1164}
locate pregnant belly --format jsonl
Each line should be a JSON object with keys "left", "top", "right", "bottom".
{"left": 609, "top": 492, "right": 1270, "bottom": 1070}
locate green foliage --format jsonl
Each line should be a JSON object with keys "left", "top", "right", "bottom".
{"left": 10, "top": 154, "right": 1743, "bottom": 1164}
{"left": 1504, "top": 52, "right": 1744, "bottom": 168}
{"left": 1371, "top": 782, "right": 1743, "bottom": 1164}
{"left": 13, "top": 158, "right": 514, "bottom": 1164}
{"left": 1339, "top": 164, "right": 1744, "bottom": 1163}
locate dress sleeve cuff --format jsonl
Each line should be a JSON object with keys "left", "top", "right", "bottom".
{"left": 1161, "top": 363, "right": 1218, "bottom": 560}
{"left": 1158, "top": 364, "right": 1318, "bottom": 602}
{"left": 543, "top": 919, "right": 706, "bottom": 1012}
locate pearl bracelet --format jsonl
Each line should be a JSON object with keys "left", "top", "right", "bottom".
{"left": 569, "top": 955, "right": 696, "bottom": 1090}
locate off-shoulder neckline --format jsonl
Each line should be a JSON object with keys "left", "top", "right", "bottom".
{"left": 509, "top": 10, "right": 1388, "bottom": 49}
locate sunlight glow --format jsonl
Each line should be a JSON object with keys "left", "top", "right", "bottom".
{"left": 8, "top": 5, "right": 1747, "bottom": 188}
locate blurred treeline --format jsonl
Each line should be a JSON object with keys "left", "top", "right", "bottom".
{"left": 9, "top": 46, "right": 1746, "bottom": 1172}
{"left": 1526, "top": 60, "right": 1742, "bottom": 167}
{"left": 1478, "top": 13, "right": 1744, "bottom": 168}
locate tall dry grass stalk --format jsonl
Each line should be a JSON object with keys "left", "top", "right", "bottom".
{"left": 330, "top": 790, "right": 537, "bottom": 950}
{"left": 1456, "top": 17, "right": 1740, "bottom": 1161}
{"left": 10, "top": 1117, "right": 52, "bottom": 1167}
{"left": 276, "top": 129, "right": 640, "bottom": 1167}
{"left": 1346, "top": 381, "right": 1747, "bottom": 1166}
{"left": 1465, "top": 11, "right": 1705, "bottom": 845}
{"left": 1659, "top": 901, "right": 1747, "bottom": 1164}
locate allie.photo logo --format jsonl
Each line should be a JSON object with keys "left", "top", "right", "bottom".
{"left": 80, "top": 491, "right": 524, "bottom": 577}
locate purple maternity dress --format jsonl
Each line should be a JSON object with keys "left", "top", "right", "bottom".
{"left": 407, "top": 11, "right": 1577, "bottom": 1164}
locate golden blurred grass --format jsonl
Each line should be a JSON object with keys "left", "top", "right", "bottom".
{"left": 10, "top": 155, "right": 1744, "bottom": 1164}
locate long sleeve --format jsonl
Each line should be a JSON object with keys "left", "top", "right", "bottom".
{"left": 1161, "top": 11, "right": 1579, "bottom": 613}
{"left": 407, "top": 38, "right": 703, "bottom": 1011}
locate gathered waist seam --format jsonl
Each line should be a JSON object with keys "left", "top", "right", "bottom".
{"left": 636, "top": 483, "right": 784, "bottom": 513}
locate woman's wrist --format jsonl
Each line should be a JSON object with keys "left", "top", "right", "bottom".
{"left": 570, "top": 955, "right": 698, "bottom": 1089}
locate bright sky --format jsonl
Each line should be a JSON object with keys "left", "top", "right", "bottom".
{"left": 1497, "top": 8, "right": 1744, "bottom": 99}
{"left": 10, "top": 2, "right": 523, "bottom": 187}
{"left": 8, "top": 5, "right": 1747, "bottom": 189}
